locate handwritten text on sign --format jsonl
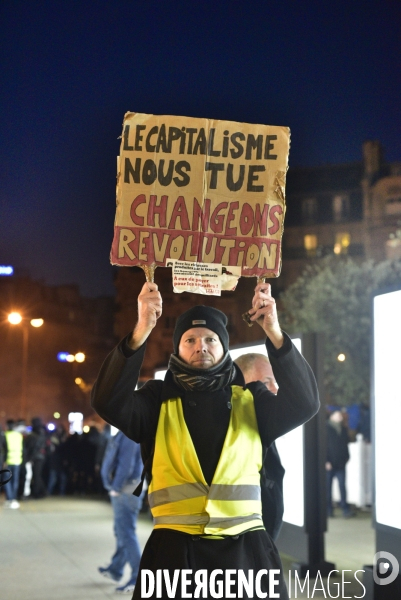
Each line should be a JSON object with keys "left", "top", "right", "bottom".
{"left": 111, "top": 113, "right": 290, "bottom": 278}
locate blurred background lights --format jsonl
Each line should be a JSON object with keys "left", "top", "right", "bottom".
{"left": 30, "top": 318, "right": 44, "bottom": 328}
{"left": 68, "top": 412, "right": 83, "bottom": 434}
{"left": 47, "top": 423, "right": 56, "bottom": 431}
{"left": 83, "top": 425, "right": 90, "bottom": 433}
{"left": 0, "top": 265, "right": 14, "bottom": 275}
{"left": 74, "top": 352, "right": 85, "bottom": 363}
{"left": 53, "top": 412, "right": 61, "bottom": 419}
{"left": 8, "top": 312, "right": 22, "bottom": 325}
{"left": 75, "top": 377, "right": 83, "bottom": 385}
{"left": 337, "top": 353, "right": 346, "bottom": 362}
{"left": 57, "top": 352, "right": 69, "bottom": 362}
{"left": 66, "top": 354, "right": 75, "bottom": 362}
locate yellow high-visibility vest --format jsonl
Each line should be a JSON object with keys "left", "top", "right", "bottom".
{"left": 5, "top": 431, "right": 23, "bottom": 466}
{"left": 148, "top": 385, "right": 263, "bottom": 536}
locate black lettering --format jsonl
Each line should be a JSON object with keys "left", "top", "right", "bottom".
{"left": 173, "top": 161, "right": 191, "bottom": 187}
{"left": 245, "top": 134, "right": 263, "bottom": 160}
{"left": 135, "top": 125, "right": 146, "bottom": 151}
{"left": 226, "top": 164, "right": 245, "bottom": 191}
{"left": 142, "top": 159, "right": 157, "bottom": 185}
{"left": 186, "top": 128, "right": 198, "bottom": 154}
{"left": 222, "top": 130, "right": 230, "bottom": 157}
{"left": 156, "top": 124, "right": 169, "bottom": 153}
{"left": 230, "top": 132, "right": 245, "bottom": 159}
{"left": 124, "top": 157, "right": 141, "bottom": 183}
{"left": 158, "top": 160, "right": 175, "bottom": 186}
{"left": 207, "top": 128, "right": 221, "bottom": 156}
{"left": 205, "top": 162, "right": 225, "bottom": 189}
{"left": 167, "top": 127, "right": 182, "bottom": 152}
{"left": 179, "top": 128, "right": 186, "bottom": 154}
{"left": 264, "top": 135, "right": 278, "bottom": 159}
{"left": 123, "top": 125, "right": 133, "bottom": 151}
{"left": 193, "top": 128, "right": 207, "bottom": 155}
{"left": 247, "top": 165, "right": 265, "bottom": 192}
{"left": 146, "top": 126, "right": 158, "bottom": 152}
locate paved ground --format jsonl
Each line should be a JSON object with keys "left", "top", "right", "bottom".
{"left": 1, "top": 496, "right": 374, "bottom": 599}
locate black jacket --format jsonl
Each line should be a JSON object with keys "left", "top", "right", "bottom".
{"left": 326, "top": 422, "right": 350, "bottom": 470}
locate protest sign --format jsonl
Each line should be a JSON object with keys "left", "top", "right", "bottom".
{"left": 111, "top": 112, "right": 290, "bottom": 292}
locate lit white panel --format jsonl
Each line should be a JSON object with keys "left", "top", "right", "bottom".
{"left": 154, "top": 369, "right": 167, "bottom": 380}
{"left": 275, "top": 424, "right": 304, "bottom": 526}
{"left": 373, "top": 290, "right": 401, "bottom": 530}
{"left": 231, "top": 337, "right": 305, "bottom": 527}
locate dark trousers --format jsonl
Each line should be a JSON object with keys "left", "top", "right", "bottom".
{"left": 31, "top": 459, "right": 46, "bottom": 498}
{"left": 326, "top": 467, "right": 349, "bottom": 515}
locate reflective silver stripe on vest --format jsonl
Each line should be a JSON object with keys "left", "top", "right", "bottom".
{"left": 148, "top": 482, "right": 209, "bottom": 509}
{"left": 154, "top": 513, "right": 210, "bottom": 525}
{"left": 207, "top": 514, "right": 263, "bottom": 529}
{"left": 153, "top": 513, "right": 263, "bottom": 528}
{"left": 208, "top": 484, "right": 261, "bottom": 501}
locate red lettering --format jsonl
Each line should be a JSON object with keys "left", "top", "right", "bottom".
{"left": 210, "top": 202, "right": 228, "bottom": 234}
{"left": 239, "top": 203, "right": 254, "bottom": 235}
{"left": 268, "top": 205, "right": 283, "bottom": 234}
{"left": 148, "top": 195, "right": 168, "bottom": 227}
{"left": 225, "top": 202, "right": 239, "bottom": 236}
{"left": 168, "top": 196, "right": 190, "bottom": 230}
{"left": 130, "top": 194, "right": 146, "bottom": 226}
{"left": 192, "top": 198, "right": 211, "bottom": 232}
{"left": 252, "top": 203, "right": 269, "bottom": 236}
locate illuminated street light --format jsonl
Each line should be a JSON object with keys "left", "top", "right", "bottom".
{"left": 7, "top": 312, "right": 44, "bottom": 418}
{"left": 53, "top": 412, "right": 61, "bottom": 419}
{"left": 8, "top": 312, "right": 22, "bottom": 325}
{"left": 30, "top": 318, "right": 44, "bottom": 328}
{"left": 337, "top": 353, "right": 346, "bottom": 362}
{"left": 58, "top": 352, "right": 86, "bottom": 363}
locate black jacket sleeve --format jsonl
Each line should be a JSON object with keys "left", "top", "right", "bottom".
{"left": 249, "top": 332, "right": 320, "bottom": 448}
{"left": 90, "top": 336, "right": 162, "bottom": 443}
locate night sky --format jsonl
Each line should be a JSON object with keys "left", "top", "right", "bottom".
{"left": 1, "top": 0, "right": 400, "bottom": 297}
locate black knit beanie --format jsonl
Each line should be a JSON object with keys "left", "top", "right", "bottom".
{"left": 173, "top": 306, "right": 229, "bottom": 354}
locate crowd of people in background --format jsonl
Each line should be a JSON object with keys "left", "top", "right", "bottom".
{"left": 0, "top": 417, "right": 114, "bottom": 507}
{"left": 1, "top": 401, "right": 371, "bottom": 511}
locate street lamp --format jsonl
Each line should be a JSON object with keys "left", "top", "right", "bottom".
{"left": 7, "top": 312, "right": 44, "bottom": 418}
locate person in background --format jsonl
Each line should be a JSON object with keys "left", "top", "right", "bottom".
{"left": 99, "top": 429, "right": 144, "bottom": 594}
{"left": 326, "top": 409, "right": 355, "bottom": 518}
{"left": 47, "top": 424, "right": 68, "bottom": 496}
{"left": 3, "top": 419, "right": 24, "bottom": 509}
{"left": 24, "top": 417, "right": 47, "bottom": 499}
{"left": 234, "top": 353, "right": 285, "bottom": 541}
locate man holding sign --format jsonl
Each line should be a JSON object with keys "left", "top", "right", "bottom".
{"left": 91, "top": 282, "right": 319, "bottom": 599}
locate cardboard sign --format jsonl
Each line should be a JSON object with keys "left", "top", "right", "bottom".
{"left": 111, "top": 112, "right": 290, "bottom": 279}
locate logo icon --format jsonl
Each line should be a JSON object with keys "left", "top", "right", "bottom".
{"left": 373, "top": 551, "right": 399, "bottom": 586}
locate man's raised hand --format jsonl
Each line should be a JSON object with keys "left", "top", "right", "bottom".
{"left": 247, "top": 283, "right": 284, "bottom": 349}
{"left": 128, "top": 282, "right": 163, "bottom": 350}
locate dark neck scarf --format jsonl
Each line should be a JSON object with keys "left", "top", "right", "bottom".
{"left": 168, "top": 351, "right": 236, "bottom": 392}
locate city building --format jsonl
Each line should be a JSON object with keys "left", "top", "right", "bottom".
{"left": 0, "top": 271, "right": 116, "bottom": 424}
{"left": 282, "top": 140, "right": 401, "bottom": 289}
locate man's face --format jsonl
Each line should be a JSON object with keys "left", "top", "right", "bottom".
{"left": 245, "top": 358, "right": 278, "bottom": 394}
{"left": 178, "top": 327, "right": 224, "bottom": 369}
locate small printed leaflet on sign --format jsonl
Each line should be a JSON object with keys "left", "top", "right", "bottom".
{"left": 110, "top": 112, "right": 290, "bottom": 294}
{"left": 169, "top": 260, "right": 242, "bottom": 296}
